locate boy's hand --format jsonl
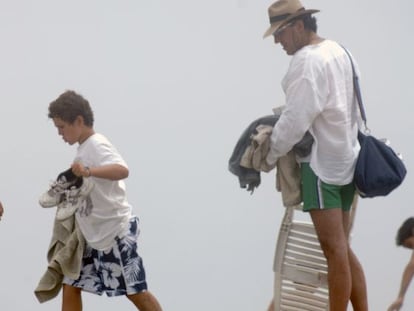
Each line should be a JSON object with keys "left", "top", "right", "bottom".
{"left": 71, "top": 162, "right": 90, "bottom": 178}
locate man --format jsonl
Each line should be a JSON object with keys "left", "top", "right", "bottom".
{"left": 263, "top": 1, "right": 368, "bottom": 310}
{"left": 388, "top": 217, "right": 414, "bottom": 311}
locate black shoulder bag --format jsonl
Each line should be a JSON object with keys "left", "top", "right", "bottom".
{"left": 343, "top": 47, "right": 407, "bottom": 198}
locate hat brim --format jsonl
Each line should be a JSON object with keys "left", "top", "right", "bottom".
{"left": 263, "top": 9, "right": 320, "bottom": 38}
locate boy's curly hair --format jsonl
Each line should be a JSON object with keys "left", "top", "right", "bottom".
{"left": 48, "top": 90, "right": 94, "bottom": 126}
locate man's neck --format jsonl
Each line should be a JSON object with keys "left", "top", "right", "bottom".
{"left": 307, "top": 32, "right": 324, "bottom": 46}
{"left": 294, "top": 31, "right": 323, "bottom": 53}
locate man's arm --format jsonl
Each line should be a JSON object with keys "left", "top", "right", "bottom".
{"left": 388, "top": 251, "right": 414, "bottom": 311}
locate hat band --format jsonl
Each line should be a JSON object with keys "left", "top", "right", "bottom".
{"left": 269, "top": 7, "right": 305, "bottom": 24}
{"left": 269, "top": 13, "right": 291, "bottom": 24}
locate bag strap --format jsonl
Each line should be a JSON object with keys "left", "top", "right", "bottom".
{"left": 341, "top": 46, "right": 368, "bottom": 131}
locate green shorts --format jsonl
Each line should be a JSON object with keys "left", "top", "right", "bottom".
{"left": 301, "top": 163, "right": 355, "bottom": 212}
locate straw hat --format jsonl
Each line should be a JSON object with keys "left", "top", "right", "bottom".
{"left": 263, "top": 0, "right": 319, "bottom": 38}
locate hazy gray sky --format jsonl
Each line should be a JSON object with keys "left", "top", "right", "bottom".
{"left": 0, "top": 1, "right": 413, "bottom": 310}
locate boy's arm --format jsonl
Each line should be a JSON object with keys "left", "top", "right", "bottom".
{"left": 71, "top": 162, "right": 129, "bottom": 181}
{"left": 388, "top": 251, "right": 414, "bottom": 311}
{"left": 0, "top": 201, "right": 3, "bottom": 220}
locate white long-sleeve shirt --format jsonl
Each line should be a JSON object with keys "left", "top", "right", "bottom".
{"left": 266, "top": 39, "right": 361, "bottom": 185}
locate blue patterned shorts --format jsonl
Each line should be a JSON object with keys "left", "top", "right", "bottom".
{"left": 63, "top": 217, "right": 148, "bottom": 296}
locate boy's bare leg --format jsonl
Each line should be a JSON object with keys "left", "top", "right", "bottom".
{"left": 62, "top": 284, "right": 82, "bottom": 311}
{"left": 127, "top": 291, "right": 163, "bottom": 311}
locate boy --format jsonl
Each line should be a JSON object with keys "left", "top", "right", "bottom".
{"left": 47, "top": 90, "right": 162, "bottom": 311}
{"left": 388, "top": 217, "right": 414, "bottom": 311}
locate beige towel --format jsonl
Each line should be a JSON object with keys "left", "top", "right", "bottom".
{"left": 276, "top": 151, "right": 302, "bottom": 207}
{"left": 240, "top": 125, "right": 276, "bottom": 172}
{"left": 34, "top": 215, "right": 85, "bottom": 303}
{"left": 240, "top": 124, "right": 302, "bottom": 207}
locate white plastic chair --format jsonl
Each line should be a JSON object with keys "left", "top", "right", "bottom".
{"left": 272, "top": 197, "right": 358, "bottom": 311}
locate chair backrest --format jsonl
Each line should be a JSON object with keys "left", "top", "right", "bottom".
{"left": 273, "top": 206, "right": 329, "bottom": 310}
{"left": 272, "top": 197, "right": 358, "bottom": 310}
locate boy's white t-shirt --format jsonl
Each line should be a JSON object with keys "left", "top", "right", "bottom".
{"left": 75, "top": 133, "right": 132, "bottom": 250}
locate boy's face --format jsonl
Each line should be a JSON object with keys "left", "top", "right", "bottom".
{"left": 52, "top": 117, "right": 83, "bottom": 145}
{"left": 403, "top": 236, "right": 414, "bottom": 249}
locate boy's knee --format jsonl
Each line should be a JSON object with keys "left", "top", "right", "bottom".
{"left": 127, "top": 291, "right": 162, "bottom": 310}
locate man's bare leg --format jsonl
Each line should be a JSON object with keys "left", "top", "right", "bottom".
{"left": 310, "top": 208, "right": 351, "bottom": 311}
{"left": 348, "top": 247, "right": 368, "bottom": 311}
{"left": 266, "top": 298, "right": 274, "bottom": 311}
{"left": 343, "top": 209, "right": 369, "bottom": 311}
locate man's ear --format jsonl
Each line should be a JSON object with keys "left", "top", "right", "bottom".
{"left": 294, "top": 19, "right": 304, "bottom": 32}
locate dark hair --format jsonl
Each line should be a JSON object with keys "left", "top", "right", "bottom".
{"left": 396, "top": 217, "right": 414, "bottom": 246}
{"left": 48, "top": 90, "right": 94, "bottom": 126}
{"left": 292, "top": 14, "right": 318, "bottom": 33}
